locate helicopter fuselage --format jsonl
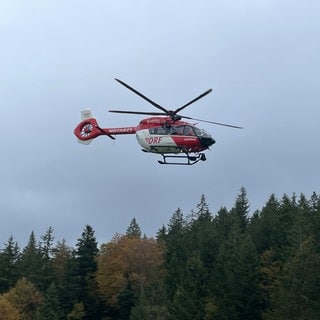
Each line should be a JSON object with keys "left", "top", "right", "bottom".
{"left": 135, "top": 117, "right": 215, "bottom": 154}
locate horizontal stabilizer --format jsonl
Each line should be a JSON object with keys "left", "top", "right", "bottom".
{"left": 78, "top": 138, "right": 92, "bottom": 145}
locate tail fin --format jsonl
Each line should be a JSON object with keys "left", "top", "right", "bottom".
{"left": 74, "top": 109, "right": 99, "bottom": 144}
{"left": 81, "top": 108, "right": 93, "bottom": 121}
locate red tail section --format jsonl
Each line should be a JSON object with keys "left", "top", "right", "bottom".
{"left": 74, "top": 109, "right": 138, "bottom": 144}
{"left": 74, "top": 109, "right": 116, "bottom": 144}
{"left": 74, "top": 118, "right": 111, "bottom": 144}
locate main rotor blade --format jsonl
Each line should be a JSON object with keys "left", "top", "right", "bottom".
{"left": 115, "top": 79, "right": 169, "bottom": 113}
{"left": 109, "top": 110, "right": 165, "bottom": 116}
{"left": 174, "top": 88, "right": 212, "bottom": 114}
{"left": 181, "top": 115, "right": 243, "bottom": 129}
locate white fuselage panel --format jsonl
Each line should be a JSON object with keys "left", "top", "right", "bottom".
{"left": 136, "top": 129, "right": 179, "bottom": 153}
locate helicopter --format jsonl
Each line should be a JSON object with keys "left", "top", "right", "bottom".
{"left": 73, "top": 79, "right": 243, "bottom": 165}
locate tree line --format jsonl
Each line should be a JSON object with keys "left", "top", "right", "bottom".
{"left": 1, "top": 187, "right": 320, "bottom": 319}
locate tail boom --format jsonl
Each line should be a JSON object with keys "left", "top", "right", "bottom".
{"left": 74, "top": 118, "right": 136, "bottom": 143}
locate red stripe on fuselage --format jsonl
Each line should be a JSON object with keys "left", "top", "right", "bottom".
{"left": 170, "top": 135, "right": 205, "bottom": 152}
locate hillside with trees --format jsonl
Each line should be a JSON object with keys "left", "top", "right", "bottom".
{"left": 0, "top": 187, "right": 320, "bottom": 319}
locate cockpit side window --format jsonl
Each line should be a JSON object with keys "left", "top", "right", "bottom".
{"left": 184, "top": 126, "right": 196, "bottom": 136}
{"left": 169, "top": 126, "right": 184, "bottom": 135}
{"left": 169, "top": 125, "right": 197, "bottom": 136}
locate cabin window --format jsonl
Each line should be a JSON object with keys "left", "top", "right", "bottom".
{"left": 149, "top": 125, "right": 197, "bottom": 136}
{"left": 169, "top": 126, "right": 184, "bottom": 135}
{"left": 149, "top": 127, "right": 169, "bottom": 135}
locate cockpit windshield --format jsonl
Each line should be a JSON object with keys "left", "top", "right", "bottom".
{"left": 193, "top": 127, "right": 212, "bottom": 138}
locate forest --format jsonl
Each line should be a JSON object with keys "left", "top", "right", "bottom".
{"left": 0, "top": 187, "right": 320, "bottom": 320}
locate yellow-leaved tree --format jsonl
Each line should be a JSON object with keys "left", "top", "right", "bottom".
{"left": 2, "top": 277, "right": 42, "bottom": 320}
{"left": 96, "top": 234, "right": 164, "bottom": 308}
{"left": 0, "top": 296, "right": 21, "bottom": 320}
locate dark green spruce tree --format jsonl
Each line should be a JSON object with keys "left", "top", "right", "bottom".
{"left": 229, "top": 187, "right": 250, "bottom": 233}
{"left": 74, "top": 225, "right": 104, "bottom": 320}
{"left": 167, "top": 196, "right": 218, "bottom": 319}
{"left": 0, "top": 236, "right": 20, "bottom": 293}
{"left": 170, "top": 253, "right": 207, "bottom": 320}
{"left": 51, "top": 239, "right": 75, "bottom": 315}
{"left": 163, "top": 208, "right": 187, "bottom": 302}
{"left": 270, "top": 237, "right": 320, "bottom": 319}
{"left": 39, "top": 227, "right": 55, "bottom": 289}
{"left": 126, "top": 218, "right": 142, "bottom": 238}
{"left": 212, "top": 191, "right": 262, "bottom": 319}
{"left": 17, "top": 231, "right": 43, "bottom": 289}
{"left": 248, "top": 193, "right": 280, "bottom": 255}
{"left": 34, "top": 282, "right": 63, "bottom": 320}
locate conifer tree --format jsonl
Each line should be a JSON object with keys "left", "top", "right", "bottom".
{"left": 76, "top": 225, "right": 99, "bottom": 276}
{"left": 51, "top": 240, "right": 77, "bottom": 314}
{"left": 212, "top": 195, "right": 262, "bottom": 319}
{"left": 34, "top": 282, "right": 63, "bottom": 320}
{"left": 126, "top": 218, "right": 142, "bottom": 238}
{"left": 170, "top": 254, "right": 207, "bottom": 320}
{"left": 231, "top": 234, "right": 261, "bottom": 319}
{"left": 270, "top": 237, "right": 320, "bottom": 319}
{"left": 39, "top": 227, "right": 55, "bottom": 289}
{"left": 0, "top": 236, "right": 20, "bottom": 293}
{"left": 51, "top": 239, "right": 73, "bottom": 288}
{"left": 310, "top": 192, "right": 320, "bottom": 250}
{"left": 74, "top": 225, "right": 102, "bottom": 320}
{"left": 130, "top": 279, "right": 168, "bottom": 320}
{"left": 248, "top": 193, "right": 280, "bottom": 254}
{"left": 276, "top": 194, "right": 299, "bottom": 261}
{"left": 164, "top": 208, "right": 187, "bottom": 301}
{"left": 18, "top": 231, "right": 43, "bottom": 289}
{"left": 117, "top": 282, "right": 137, "bottom": 320}
{"left": 40, "top": 226, "right": 54, "bottom": 259}
{"left": 187, "top": 195, "right": 216, "bottom": 268}
{"left": 213, "top": 206, "right": 232, "bottom": 239}
{"left": 165, "top": 197, "right": 217, "bottom": 319}
{"left": 230, "top": 187, "right": 250, "bottom": 232}
{"left": 156, "top": 225, "right": 167, "bottom": 243}
{"left": 259, "top": 249, "right": 280, "bottom": 317}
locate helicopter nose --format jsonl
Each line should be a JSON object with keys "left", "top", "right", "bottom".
{"left": 200, "top": 136, "right": 216, "bottom": 148}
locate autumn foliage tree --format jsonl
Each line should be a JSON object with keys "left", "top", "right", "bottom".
{"left": 0, "top": 296, "right": 21, "bottom": 320}
{"left": 96, "top": 233, "right": 165, "bottom": 318}
{"left": 2, "top": 277, "right": 42, "bottom": 320}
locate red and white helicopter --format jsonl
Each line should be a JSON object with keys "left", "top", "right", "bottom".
{"left": 74, "top": 79, "right": 242, "bottom": 165}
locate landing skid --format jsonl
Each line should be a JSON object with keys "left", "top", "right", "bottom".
{"left": 158, "top": 153, "right": 207, "bottom": 165}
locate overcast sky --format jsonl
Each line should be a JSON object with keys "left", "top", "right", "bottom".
{"left": 1, "top": 0, "right": 319, "bottom": 247}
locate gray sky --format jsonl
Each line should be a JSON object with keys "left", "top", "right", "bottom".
{"left": 1, "top": 0, "right": 319, "bottom": 247}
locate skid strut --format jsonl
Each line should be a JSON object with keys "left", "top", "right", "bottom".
{"left": 158, "top": 153, "right": 206, "bottom": 165}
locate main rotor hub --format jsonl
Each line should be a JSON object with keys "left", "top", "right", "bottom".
{"left": 169, "top": 113, "right": 182, "bottom": 122}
